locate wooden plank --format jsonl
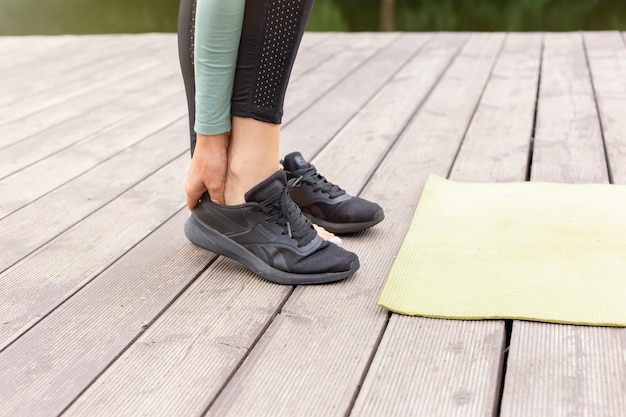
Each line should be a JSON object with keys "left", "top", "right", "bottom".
{"left": 290, "top": 33, "right": 379, "bottom": 83}
{"left": 500, "top": 31, "right": 626, "bottom": 416}
{"left": 0, "top": 37, "right": 178, "bottom": 149}
{"left": 298, "top": 32, "right": 329, "bottom": 50}
{"left": 0, "top": 90, "right": 186, "bottom": 219}
{"left": 63, "top": 258, "right": 292, "bottom": 417}
{"left": 313, "top": 33, "right": 467, "bottom": 196}
{"left": 503, "top": 324, "right": 626, "bottom": 417}
{"left": 0, "top": 35, "right": 149, "bottom": 105}
{"left": 0, "top": 37, "right": 46, "bottom": 61}
{"left": 0, "top": 37, "right": 22, "bottom": 51}
{"left": 0, "top": 142, "right": 189, "bottom": 347}
{"left": 208, "top": 33, "right": 505, "bottom": 417}
{"left": 356, "top": 317, "right": 504, "bottom": 417}
{"left": 0, "top": 116, "right": 187, "bottom": 274}
{"left": 0, "top": 35, "right": 177, "bottom": 126}
{"left": 281, "top": 33, "right": 432, "bottom": 157}
{"left": 0, "top": 71, "right": 182, "bottom": 179}
{"left": 0, "top": 52, "right": 178, "bottom": 151}
{"left": 283, "top": 33, "right": 399, "bottom": 125}
{"left": 530, "top": 32, "right": 608, "bottom": 184}
{"left": 0, "top": 35, "right": 79, "bottom": 72}
{"left": 450, "top": 33, "right": 543, "bottom": 182}
{"left": 56, "top": 33, "right": 466, "bottom": 417}
{"left": 353, "top": 33, "right": 542, "bottom": 417}
{"left": 0, "top": 35, "right": 115, "bottom": 90}
{"left": 584, "top": 31, "right": 626, "bottom": 184}
{"left": 0, "top": 211, "right": 215, "bottom": 417}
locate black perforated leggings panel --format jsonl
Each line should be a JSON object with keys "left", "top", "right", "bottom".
{"left": 231, "top": 0, "right": 314, "bottom": 124}
{"left": 177, "top": 0, "right": 314, "bottom": 155}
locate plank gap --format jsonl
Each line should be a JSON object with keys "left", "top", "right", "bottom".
{"left": 526, "top": 35, "right": 545, "bottom": 181}
{"left": 310, "top": 34, "right": 434, "bottom": 163}
{"left": 345, "top": 311, "right": 392, "bottom": 417}
{"left": 446, "top": 34, "right": 509, "bottom": 179}
{"left": 495, "top": 319, "right": 514, "bottom": 417}
{"left": 200, "top": 286, "right": 297, "bottom": 417}
{"left": 282, "top": 34, "right": 400, "bottom": 130}
{"left": 57, "top": 250, "right": 222, "bottom": 416}
{"left": 350, "top": 33, "right": 470, "bottom": 197}
{"left": 582, "top": 33, "right": 614, "bottom": 184}
{"left": 0, "top": 204, "right": 188, "bottom": 353}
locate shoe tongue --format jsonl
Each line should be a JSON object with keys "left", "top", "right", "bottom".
{"left": 244, "top": 170, "right": 287, "bottom": 203}
{"left": 283, "top": 151, "right": 311, "bottom": 172}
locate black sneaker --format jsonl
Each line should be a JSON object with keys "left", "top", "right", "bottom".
{"left": 282, "top": 152, "right": 385, "bottom": 234}
{"left": 184, "top": 170, "right": 360, "bottom": 285}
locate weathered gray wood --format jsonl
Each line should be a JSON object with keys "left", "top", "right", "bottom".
{"left": 0, "top": 72, "right": 181, "bottom": 180}
{"left": 0, "top": 116, "right": 187, "bottom": 274}
{"left": 356, "top": 317, "right": 504, "bottom": 417}
{"left": 502, "top": 323, "right": 626, "bottom": 417}
{"left": 500, "top": 31, "right": 626, "bottom": 417}
{"left": 0, "top": 37, "right": 22, "bottom": 52}
{"left": 0, "top": 35, "right": 138, "bottom": 104}
{"left": 0, "top": 35, "right": 176, "bottom": 126}
{"left": 0, "top": 91, "right": 186, "bottom": 219}
{"left": 281, "top": 33, "right": 432, "bottom": 157}
{"left": 450, "top": 33, "right": 543, "bottom": 182}
{"left": 290, "top": 33, "right": 382, "bottom": 83}
{"left": 352, "top": 32, "right": 542, "bottom": 417}
{"left": 0, "top": 31, "right": 623, "bottom": 416}
{"left": 0, "top": 210, "right": 215, "bottom": 417}
{"left": 314, "top": 32, "right": 467, "bottom": 196}
{"left": 0, "top": 38, "right": 179, "bottom": 149}
{"left": 584, "top": 31, "right": 626, "bottom": 184}
{"left": 209, "top": 33, "right": 505, "bottom": 417}
{"left": 0, "top": 150, "right": 189, "bottom": 348}
{"left": 63, "top": 258, "right": 292, "bottom": 417}
{"left": 0, "top": 35, "right": 149, "bottom": 105}
{"left": 530, "top": 32, "right": 608, "bottom": 183}
{"left": 298, "top": 32, "right": 328, "bottom": 50}
{"left": 0, "top": 35, "right": 79, "bottom": 72}
{"left": 283, "top": 33, "right": 399, "bottom": 125}
{"left": 56, "top": 32, "right": 466, "bottom": 417}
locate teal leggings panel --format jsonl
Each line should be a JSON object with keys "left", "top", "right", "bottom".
{"left": 193, "top": 0, "right": 245, "bottom": 135}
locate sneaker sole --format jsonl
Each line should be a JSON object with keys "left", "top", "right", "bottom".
{"left": 305, "top": 209, "right": 385, "bottom": 234}
{"left": 184, "top": 214, "right": 359, "bottom": 285}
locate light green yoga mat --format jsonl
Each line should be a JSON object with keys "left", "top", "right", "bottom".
{"left": 379, "top": 175, "right": 626, "bottom": 326}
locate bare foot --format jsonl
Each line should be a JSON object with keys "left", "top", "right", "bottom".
{"left": 313, "top": 224, "right": 342, "bottom": 247}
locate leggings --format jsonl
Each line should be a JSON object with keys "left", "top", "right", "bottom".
{"left": 177, "top": 0, "right": 315, "bottom": 155}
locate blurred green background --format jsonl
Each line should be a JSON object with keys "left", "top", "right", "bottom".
{"left": 0, "top": 0, "right": 625, "bottom": 35}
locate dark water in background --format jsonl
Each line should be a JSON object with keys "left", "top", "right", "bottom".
{"left": 1, "top": 0, "right": 625, "bottom": 35}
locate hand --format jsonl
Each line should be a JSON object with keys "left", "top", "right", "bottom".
{"left": 185, "top": 133, "right": 229, "bottom": 209}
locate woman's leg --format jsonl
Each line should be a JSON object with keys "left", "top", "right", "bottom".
{"left": 179, "top": 0, "right": 314, "bottom": 206}
{"left": 178, "top": 0, "right": 245, "bottom": 206}
{"left": 176, "top": 0, "right": 197, "bottom": 155}
{"left": 182, "top": 0, "right": 357, "bottom": 284}
{"left": 224, "top": 0, "right": 315, "bottom": 205}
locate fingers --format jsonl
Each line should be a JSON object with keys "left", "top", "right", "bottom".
{"left": 206, "top": 181, "right": 226, "bottom": 205}
{"left": 186, "top": 132, "right": 229, "bottom": 210}
{"left": 185, "top": 179, "right": 205, "bottom": 211}
{"left": 185, "top": 172, "right": 226, "bottom": 210}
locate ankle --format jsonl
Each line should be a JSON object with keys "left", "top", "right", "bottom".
{"left": 224, "top": 161, "right": 280, "bottom": 205}
{"left": 224, "top": 116, "right": 282, "bottom": 205}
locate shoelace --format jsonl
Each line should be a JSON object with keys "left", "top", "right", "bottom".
{"left": 256, "top": 177, "right": 317, "bottom": 247}
{"left": 297, "top": 165, "right": 346, "bottom": 198}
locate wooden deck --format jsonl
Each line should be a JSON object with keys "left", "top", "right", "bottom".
{"left": 1, "top": 31, "right": 625, "bottom": 416}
